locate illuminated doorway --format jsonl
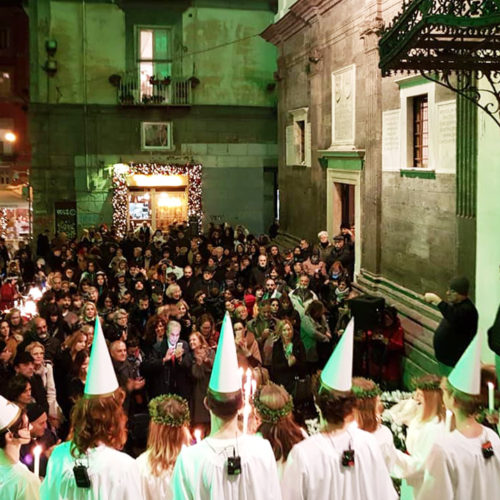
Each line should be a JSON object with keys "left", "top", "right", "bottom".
{"left": 128, "top": 188, "right": 188, "bottom": 232}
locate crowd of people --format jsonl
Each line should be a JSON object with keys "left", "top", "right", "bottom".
{"left": 0, "top": 221, "right": 364, "bottom": 435}
{"left": 0, "top": 221, "right": 499, "bottom": 499}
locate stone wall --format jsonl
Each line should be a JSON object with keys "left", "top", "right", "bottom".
{"left": 262, "top": 0, "right": 464, "bottom": 382}
{"left": 30, "top": 104, "right": 277, "bottom": 234}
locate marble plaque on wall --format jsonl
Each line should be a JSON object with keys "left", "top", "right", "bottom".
{"left": 382, "top": 110, "right": 401, "bottom": 171}
{"left": 332, "top": 65, "right": 356, "bottom": 147}
{"left": 438, "top": 100, "right": 456, "bottom": 173}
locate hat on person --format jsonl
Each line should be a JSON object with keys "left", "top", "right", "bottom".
{"left": 0, "top": 395, "right": 21, "bottom": 432}
{"left": 448, "top": 334, "right": 482, "bottom": 395}
{"left": 84, "top": 318, "right": 119, "bottom": 397}
{"left": 333, "top": 234, "right": 344, "bottom": 242}
{"left": 320, "top": 317, "right": 355, "bottom": 392}
{"left": 26, "top": 403, "right": 45, "bottom": 423}
{"left": 208, "top": 312, "right": 241, "bottom": 395}
{"left": 449, "top": 276, "right": 469, "bottom": 296}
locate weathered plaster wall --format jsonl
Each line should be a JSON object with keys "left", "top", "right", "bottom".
{"left": 182, "top": 7, "right": 277, "bottom": 106}
{"left": 29, "top": 1, "right": 278, "bottom": 235}
{"left": 44, "top": 2, "right": 125, "bottom": 104}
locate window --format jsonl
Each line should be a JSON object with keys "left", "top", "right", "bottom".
{"left": 295, "top": 120, "right": 306, "bottom": 164}
{"left": 137, "top": 27, "right": 172, "bottom": 99}
{"left": 0, "top": 28, "right": 10, "bottom": 51}
{"left": 0, "top": 71, "right": 11, "bottom": 97}
{"left": 398, "top": 77, "right": 436, "bottom": 171}
{"left": 413, "top": 95, "right": 428, "bottom": 167}
{"left": 286, "top": 108, "right": 311, "bottom": 167}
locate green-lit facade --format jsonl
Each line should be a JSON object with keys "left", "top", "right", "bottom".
{"left": 28, "top": 0, "right": 278, "bottom": 236}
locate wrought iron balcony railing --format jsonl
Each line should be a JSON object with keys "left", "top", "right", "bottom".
{"left": 117, "top": 74, "right": 192, "bottom": 106}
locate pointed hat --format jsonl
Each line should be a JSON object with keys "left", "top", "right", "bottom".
{"left": 208, "top": 312, "right": 241, "bottom": 394}
{"left": 448, "top": 334, "right": 482, "bottom": 395}
{"left": 320, "top": 317, "right": 355, "bottom": 392}
{"left": 0, "top": 395, "right": 21, "bottom": 431}
{"left": 84, "top": 317, "right": 119, "bottom": 397}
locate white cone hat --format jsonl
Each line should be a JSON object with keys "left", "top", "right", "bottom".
{"left": 0, "top": 395, "right": 21, "bottom": 431}
{"left": 448, "top": 334, "right": 482, "bottom": 395}
{"left": 320, "top": 317, "right": 354, "bottom": 392}
{"left": 84, "top": 317, "right": 119, "bottom": 397}
{"left": 208, "top": 312, "right": 241, "bottom": 394}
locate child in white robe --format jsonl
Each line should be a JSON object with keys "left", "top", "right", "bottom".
{"left": 136, "top": 394, "right": 191, "bottom": 500}
{"left": 419, "top": 337, "right": 500, "bottom": 499}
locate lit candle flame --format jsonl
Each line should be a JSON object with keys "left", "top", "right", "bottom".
{"left": 488, "top": 382, "right": 495, "bottom": 412}
{"left": 445, "top": 409, "right": 453, "bottom": 433}
{"left": 33, "top": 444, "right": 42, "bottom": 478}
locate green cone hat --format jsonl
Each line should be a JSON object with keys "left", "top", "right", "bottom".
{"left": 208, "top": 312, "right": 241, "bottom": 394}
{"left": 84, "top": 317, "right": 119, "bottom": 397}
{"left": 448, "top": 334, "right": 481, "bottom": 395}
{"left": 320, "top": 317, "right": 354, "bottom": 392}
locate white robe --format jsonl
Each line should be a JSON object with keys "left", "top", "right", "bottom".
{"left": 395, "top": 416, "right": 445, "bottom": 499}
{"left": 40, "top": 442, "right": 143, "bottom": 500}
{"left": 281, "top": 427, "right": 397, "bottom": 500}
{"left": 171, "top": 434, "right": 282, "bottom": 500}
{"left": 0, "top": 461, "right": 40, "bottom": 500}
{"left": 136, "top": 450, "right": 173, "bottom": 500}
{"left": 418, "top": 426, "right": 500, "bottom": 500}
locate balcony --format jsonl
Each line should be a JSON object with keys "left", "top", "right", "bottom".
{"left": 117, "top": 74, "right": 193, "bottom": 106}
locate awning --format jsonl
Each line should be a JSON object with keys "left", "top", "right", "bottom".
{"left": 0, "top": 185, "right": 29, "bottom": 208}
{"left": 378, "top": 1, "right": 500, "bottom": 127}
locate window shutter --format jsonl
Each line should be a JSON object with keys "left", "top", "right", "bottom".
{"left": 305, "top": 122, "right": 312, "bottom": 167}
{"left": 286, "top": 125, "right": 295, "bottom": 166}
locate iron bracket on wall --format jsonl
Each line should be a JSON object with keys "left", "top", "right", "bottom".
{"left": 379, "top": 0, "right": 500, "bottom": 127}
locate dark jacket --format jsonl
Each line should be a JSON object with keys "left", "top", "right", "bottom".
{"left": 141, "top": 339, "right": 192, "bottom": 401}
{"left": 433, "top": 298, "right": 478, "bottom": 367}
{"left": 487, "top": 304, "right": 500, "bottom": 356}
{"left": 270, "top": 337, "right": 307, "bottom": 396}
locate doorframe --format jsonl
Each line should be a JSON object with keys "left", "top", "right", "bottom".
{"left": 326, "top": 168, "right": 362, "bottom": 278}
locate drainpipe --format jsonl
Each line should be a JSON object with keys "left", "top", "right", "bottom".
{"left": 82, "top": 0, "right": 89, "bottom": 202}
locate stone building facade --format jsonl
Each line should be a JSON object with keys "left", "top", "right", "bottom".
{"left": 28, "top": 0, "right": 278, "bottom": 237}
{"left": 261, "top": 0, "right": 493, "bottom": 380}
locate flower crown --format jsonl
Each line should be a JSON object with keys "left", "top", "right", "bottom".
{"left": 411, "top": 377, "right": 441, "bottom": 391}
{"left": 351, "top": 383, "right": 381, "bottom": 400}
{"left": 253, "top": 386, "right": 294, "bottom": 424}
{"left": 148, "top": 394, "right": 190, "bottom": 427}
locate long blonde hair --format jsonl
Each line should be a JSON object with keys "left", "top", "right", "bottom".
{"left": 147, "top": 397, "right": 191, "bottom": 476}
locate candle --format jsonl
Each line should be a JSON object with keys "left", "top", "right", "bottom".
{"left": 243, "top": 404, "right": 250, "bottom": 435}
{"left": 33, "top": 445, "right": 42, "bottom": 478}
{"left": 445, "top": 410, "right": 453, "bottom": 433}
{"left": 488, "top": 382, "right": 495, "bottom": 412}
{"left": 242, "top": 368, "right": 253, "bottom": 434}
{"left": 238, "top": 367, "right": 244, "bottom": 389}
{"left": 194, "top": 428, "right": 202, "bottom": 444}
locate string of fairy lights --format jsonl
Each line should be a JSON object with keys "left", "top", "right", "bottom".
{"left": 0, "top": 209, "right": 6, "bottom": 237}
{"left": 111, "top": 162, "right": 203, "bottom": 237}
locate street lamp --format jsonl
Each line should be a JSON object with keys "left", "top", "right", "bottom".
{"left": 4, "top": 132, "right": 16, "bottom": 143}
